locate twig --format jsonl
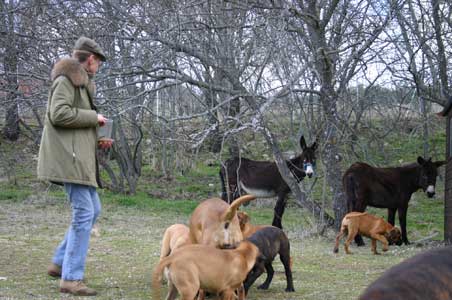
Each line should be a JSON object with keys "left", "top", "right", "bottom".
{"left": 413, "top": 231, "right": 440, "bottom": 245}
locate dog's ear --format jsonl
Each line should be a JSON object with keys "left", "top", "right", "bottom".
{"left": 237, "top": 211, "right": 250, "bottom": 224}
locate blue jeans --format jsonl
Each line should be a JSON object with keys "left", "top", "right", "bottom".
{"left": 52, "top": 183, "right": 101, "bottom": 280}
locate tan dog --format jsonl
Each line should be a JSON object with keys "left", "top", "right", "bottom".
{"left": 152, "top": 240, "right": 260, "bottom": 300}
{"left": 333, "top": 212, "right": 402, "bottom": 255}
{"left": 159, "top": 224, "right": 191, "bottom": 260}
{"left": 237, "top": 211, "right": 268, "bottom": 238}
{"left": 159, "top": 224, "right": 191, "bottom": 283}
{"left": 189, "top": 195, "right": 256, "bottom": 249}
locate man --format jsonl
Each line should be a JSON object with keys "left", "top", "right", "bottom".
{"left": 37, "top": 36, "right": 112, "bottom": 296}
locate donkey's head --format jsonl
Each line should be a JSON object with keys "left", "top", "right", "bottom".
{"left": 417, "top": 156, "right": 445, "bottom": 198}
{"left": 298, "top": 135, "right": 318, "bottom": 178}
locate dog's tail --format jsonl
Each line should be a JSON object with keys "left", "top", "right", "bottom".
{"left": 223, "top": 195, "right": 256, "bottom": 221}
{"left": 152, "top": 257, "right": 171, "bottom": 300}
{"left": 159, "top": 227, "right": 172, "bottom": 260}
{"left": 333, "top": 226, "right": 346, "bottom": 253}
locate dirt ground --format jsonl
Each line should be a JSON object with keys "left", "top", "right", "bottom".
{"left": 0, "top": 194, "right": 439, "bottom": 300}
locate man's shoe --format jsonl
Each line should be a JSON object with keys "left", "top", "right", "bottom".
{"left": 47, "top": 263, "right": 61, "bottom": 278}
{"left": 60, "top": 280, "right": 97, "bottom": 296}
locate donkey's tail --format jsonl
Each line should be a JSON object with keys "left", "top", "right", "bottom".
{"left": 219, "top": 165, "right": 228, "bottom": 202}
{"left": 343, "top": 173, "right": 358, "bottom": 212}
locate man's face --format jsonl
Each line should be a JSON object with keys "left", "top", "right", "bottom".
{"left": 86, "top": 54, "right": 102, "bottom": 75}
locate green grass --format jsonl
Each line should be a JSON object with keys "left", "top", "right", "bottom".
{"left": 0, "top": 187, "right": 32, "bottom": 202}
{"left": 0, "top": 196, "right": 440, "bottom": 300}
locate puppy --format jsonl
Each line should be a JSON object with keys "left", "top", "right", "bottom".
{"left": 333, "top": 212, "right": 402, "bottom": 255}
{"left": 152, "top": 240, "right": 261, "bottom": 300}
{"left": 243, "top": 226, "right": 295, "bottom": 294}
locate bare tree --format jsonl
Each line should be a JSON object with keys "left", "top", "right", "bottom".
{"left": 284, "top": 0, "right": 402, "bottom": 228}
{"left": 2, "top": 1, "right": 450, "bottom": 225}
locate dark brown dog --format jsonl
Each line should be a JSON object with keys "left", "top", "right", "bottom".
{"left": 189, "top": 195, "right": 255, "bottom": 249}
{"left": 152, "top": 240, "right": 261, "bottom": 300}
{"left": 360, "top": 246, "right": 452, "bottom": 300}
{"left": 334, "top": 212, "right": 402, "bottom": 255}
{"left": 243, "top": 226, "right": 294, "bottom": 294}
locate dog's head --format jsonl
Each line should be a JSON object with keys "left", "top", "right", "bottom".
{"left": 237, "top": 211, "right": 250, "bottom": 231}
{"left": 385, "top": 227, "right": 402, "bottom": 246}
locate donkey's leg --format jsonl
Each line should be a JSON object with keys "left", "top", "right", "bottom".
{"left": 398, "top": 206, "right": 410, "bottom": 245}
{"left": 388, "top": 208, "right": 396, "bottom": 225}
{"left": 272, "top": 193, "right": 287, "bottom": 229}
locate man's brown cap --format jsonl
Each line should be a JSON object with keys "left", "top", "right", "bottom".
{"left": 73, "top": 36, "right": 106, "bottom": 61}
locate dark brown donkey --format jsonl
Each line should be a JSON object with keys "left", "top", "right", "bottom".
{"left": 220, "top": 136, "right": 318, "bottom": 229}
{"left": 343, "top": 157, "right": 445, "bottom": 245}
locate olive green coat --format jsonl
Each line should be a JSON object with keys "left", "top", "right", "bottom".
{"left": 37, "top": 58, "right": 100, "bottom": 187}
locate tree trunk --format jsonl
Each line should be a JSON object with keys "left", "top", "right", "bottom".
{"left": 2, "top": 0, "right": 20, "bottom": 141}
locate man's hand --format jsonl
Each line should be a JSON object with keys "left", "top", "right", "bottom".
{"left": 97, "top": 114, "right": 107, "bottom": 126}
{"left": 98, "top": 138, "right": 114, "bottom": 149}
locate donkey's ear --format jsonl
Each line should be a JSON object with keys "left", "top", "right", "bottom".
{"left": 300, "top": 135, "right": 307, "bottom": 150}
{"left": 417, "top": 156, "right": 426, "bottom": 165}
{"left": 434, "top": 160, "right": 446, "bottom": 168}
{"left": 311, "top": 140, "right": 319, "bottom": 151}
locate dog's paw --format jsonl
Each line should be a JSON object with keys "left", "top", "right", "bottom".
{"left": 285, "top": 287, "right": 295, "bottom": 292}
{"left": 257, "top": 284, "right": 269, "bottom": 290}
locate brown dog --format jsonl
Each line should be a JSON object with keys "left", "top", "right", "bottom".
{"left": 189, "top": 195, "right": 256, "bottom": 249}
{"left": 333, "top": 212, "right": 402, "bottom": 255}
{"left": 159, "top": 224, "right": 191, "bottom": 260}
{"left": 152, "top": 240, "right": 261, "bottom": 300}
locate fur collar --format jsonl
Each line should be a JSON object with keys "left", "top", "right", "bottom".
{"left": 51, "top": 58, "right": 89, "bottom": 87}
{"left": 50, "top": 58, "right": 96, "bottom": 97}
